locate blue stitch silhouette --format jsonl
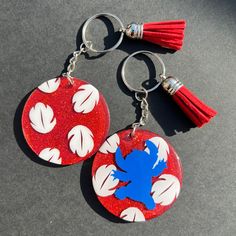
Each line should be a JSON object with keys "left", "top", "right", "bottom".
{"left": 111, "top": 140, "right": 167, "bottom": 210}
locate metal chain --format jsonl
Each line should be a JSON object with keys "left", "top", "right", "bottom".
{"left": 131, "top": 90, "right": 149, "bottom": 137}
{"left": 62, "top": 42, "right": 92, "bottom": 84}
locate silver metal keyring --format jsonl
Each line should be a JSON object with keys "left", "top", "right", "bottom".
{"left": 121, "top": 50, "right": 166, "bottom": 93}
{"left": 82, "top": 13, "right": 124, "bottom": 53}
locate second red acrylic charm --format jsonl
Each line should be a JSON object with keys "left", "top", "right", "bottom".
{"left": 92, "top": 129, "right": 182, "bottom": 222}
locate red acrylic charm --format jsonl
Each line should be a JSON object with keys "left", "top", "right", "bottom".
{"left": 92, "top": 129, "right": 182, "bottom": 222}
{"left": 22, "top": 77, "right": 110, "bottom": 165}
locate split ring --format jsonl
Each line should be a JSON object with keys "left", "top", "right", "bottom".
{"left": 121, "top": 50, "right": 166, "bottom": 93}
{"left": 82, "top": 13, "right": 124, "bottom": 53}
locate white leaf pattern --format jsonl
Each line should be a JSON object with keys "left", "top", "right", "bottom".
{"left": 145, "top": 136, "right": 169, "bottom": 168}
{"left": 99, "top": 133, "right": 120, "bottom": 154}
{"left": 92, "top": 164, "right": 119, "bottom": 197}
{"left": 151, "top": 174, "right": 180, "bottom": 206}
{"left": 175, "top": 151, "right": 180, "bottom": 160}
{"left": 68, "top": 125, "right": 94, "bottom": 157}
{"left": 120, "top": 207, "right": 145, "bottom": 222}
{"left": 38, "top": 78, "right": 60, "bottom": 93}
{"left": 29, "top": 102, "right": 56, "bottom": 134}
{"left": 39, "top": 148, "right": 62, "bottom": 164}
{"left": 72, "top": 84, "right": 99, "bottom": 114}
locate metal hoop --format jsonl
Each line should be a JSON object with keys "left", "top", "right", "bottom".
{"left": 121, "top": 50, "right": 166, "bottom": 93}
{"left": 82, "top": 13, "right": 124, "bottom": 53}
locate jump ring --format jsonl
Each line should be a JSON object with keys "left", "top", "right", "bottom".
{"left": 135, "top": 88, "right": 148, "bottom": 101}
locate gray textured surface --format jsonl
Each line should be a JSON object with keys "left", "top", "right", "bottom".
{"left": 0, "top": 0, "right": 236, "bottom": 235}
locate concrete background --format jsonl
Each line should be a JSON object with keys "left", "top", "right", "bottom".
{"left": 0, "top": 0, "right": 236, "bottom": 235}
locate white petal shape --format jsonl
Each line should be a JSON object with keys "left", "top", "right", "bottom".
{"left": 68, "top": 125, "right": 94, "bottom": 157}
{"left": 145, "top": 136, "right": 169, "bottom": 168}
{"left": 72, "top": 84, "right": 99, "bottom": 114}
{"left": 120, "top": 207, "right": 145, "bottom": 222}
{"left": 99, "top": 133, "right": 120, "bottom": 154}
{"left": 92, "top": 164, "right": 119, "bottom": 197}
{"left": 38, "top": 78, "right": 60, "bottom": 93}
{"left": 151, "top": 174, "right": 180, "bottom": 206}
{"left": 29, "top": 102, "right": 56, "bottom": 134}
{"left": 39, "top": 148, "right": 62, "bottom": 164}
{"left": 176, "top": 153, "right": 180, "bottom": 160}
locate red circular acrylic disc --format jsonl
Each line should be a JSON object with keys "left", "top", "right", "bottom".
{"left": 92, "top": 129, "right": 182, "bottom": 222}
{"left": 22, "top": 77, "right": 110, "bottom": 165}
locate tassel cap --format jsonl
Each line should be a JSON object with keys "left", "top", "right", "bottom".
{"left": 124, "top": 23, "right": 143, "bottom": 39}
{"left": 162, "top": 76, "right": 183, "bottom": 95}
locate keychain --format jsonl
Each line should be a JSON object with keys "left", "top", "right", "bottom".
{"left": 92, "top": 50, "right": 217, "bottom": 221}
{"left": 92, "top": 51, "right": 183, "bottom": 222}
{"left": 21, "top": 43, "right": 110, "bottom": 165}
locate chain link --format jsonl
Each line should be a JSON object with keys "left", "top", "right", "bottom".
{"left": 131, "top": 90, "right": 149, "bottom": 137}
{"left": 62, "top": 43, "right": 91, "bottom": 84}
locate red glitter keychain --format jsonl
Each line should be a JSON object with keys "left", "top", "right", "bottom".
{"left": 21, "top": 40, "right": 111, "bottom": 165}
{"left": 21, "top": 14, "right": 130, "bottom": 165}
{"left": 92, "top": 51, "right": 183, "bottom": 222}
{"left": 21, "top": 13, "right": 125, "bottom": 165}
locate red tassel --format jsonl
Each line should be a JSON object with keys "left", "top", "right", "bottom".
{"left": 124, "top": 20, "right": 186, "bottom": 50}
{"left": 162, "top": 77, "right": 217, "bottom": 127}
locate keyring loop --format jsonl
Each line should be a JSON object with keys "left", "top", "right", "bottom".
{"left": 121, "top": 50, "right": 166, "bottom": 93}
{"left": 82, "top": 13, "right": 124, "bottom": 53}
